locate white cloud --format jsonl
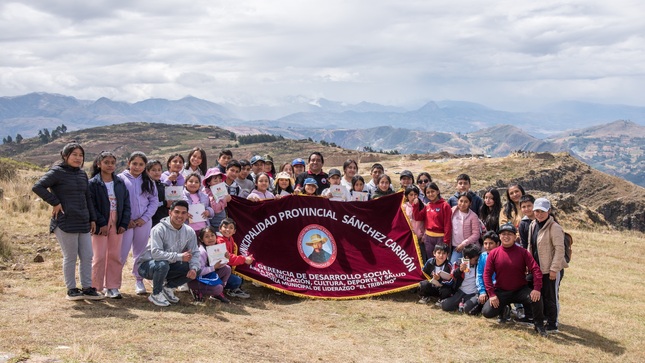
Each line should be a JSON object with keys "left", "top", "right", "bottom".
{"left": 1, "top": 0, "right": 644, "bottom": 110}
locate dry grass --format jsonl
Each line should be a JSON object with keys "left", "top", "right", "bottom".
{"left": 1, "top": 170, "right": 644, "bottom": 362}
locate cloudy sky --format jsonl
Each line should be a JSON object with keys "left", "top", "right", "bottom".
{"left": 1, "top": 0, "right": 644, "bottom": 110}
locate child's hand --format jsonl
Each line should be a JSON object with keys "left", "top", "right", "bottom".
{"left": 167, "top": 172, "right": 178, "bottom": 182}
{"left": 135, "top": 218, "right": 145, "bottom": 227}
{"left": 432, "top": 272, "right": 441, "bottom": 280}
{"left": 224, "top": 195, "right": 232, "bottom": 202}
{"left": 460, "top": 261, "right": 468, "bottom": 272}
{"left": 213, "top": 261, "right": 225, "bottom": 269}
{"left": 98, "top": 225, "right": 109, "bottom": 236}
{"left": 201, "top": 210, "right": 209, "bottom": 218}
{"left": 128, "top": 220, "right": 137, "bottom": 229}
{"left": 245, "top": 254, "right": 254, "bottom": 265}
{"left": 412, "top": 198, "right": 418, "bottom": 205}
{"left": 117, "top": 227, "right": 126, "bottom": 234}
{"left": 224, "top": 251, "right": 230, "bottom": 259}
{"left": 478, "top": 294, "right": 488, "bottom": 304}
{"left": 455, "top": 243, "right": 465, "bottom": 252}
{"left": 181, "top": 251, "right": 192, "bottom": 262}
{"left": 166, "top": 200, "right": 173, "bottom": 208}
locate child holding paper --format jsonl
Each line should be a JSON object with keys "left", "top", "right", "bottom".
{"left": 321, "top": 168, "right": 350, "bottom": 201}
{"left": 187, "top": 226, "right": 231, "bottom": 303}
{"left": 182, "top": 173, "right": 214, "bottom": 232}
{"left": 203, "top": 168, "right": 231, "bottom": 228}
{"left": 418, "top": 243, "right": 454, "bottom": 304}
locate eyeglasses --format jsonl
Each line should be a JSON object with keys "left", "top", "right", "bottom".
{"left": 418, "top": 179, "right": 430, "bottom": 184}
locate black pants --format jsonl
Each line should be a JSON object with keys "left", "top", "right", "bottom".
{"left": 541, "top": 272, "right": 561, "bottom": 326}
{"left": 441, "top": 290, "right": 478, "bottom": 312}
{"left": 419, "top": 280, "right": 453, "bottom": 299}
{"left": 482, "top": 286, "right": 544, "bottom": 328}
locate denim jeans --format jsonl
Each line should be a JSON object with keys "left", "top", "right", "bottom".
{"left": 138, "top": 260, "right": 198, "bottom": 295}
{"left": 224, "top": 273, "right": 242, "bottom": 290}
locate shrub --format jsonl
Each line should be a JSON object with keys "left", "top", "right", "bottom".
{"left": 0, "top": 233, "right": 11, "bottom": 261}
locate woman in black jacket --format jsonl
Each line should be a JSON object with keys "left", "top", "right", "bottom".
{"left": 32, "top": 142, "right": 102, "bottom": 301}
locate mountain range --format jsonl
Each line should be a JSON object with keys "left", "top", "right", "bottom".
{"left": 1, "top": 92, "right": 644, "bottom": 186}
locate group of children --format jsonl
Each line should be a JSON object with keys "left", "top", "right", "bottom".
{"left": 34, "top": 143, "right": 566, "bottom": 335}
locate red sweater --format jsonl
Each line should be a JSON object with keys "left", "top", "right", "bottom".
{"left": 412, "top": 198, "right": 452, "bottom": 244}
{"left": 216, "top": 233, "right": 247, "bottom": 266}
{"left": 483, "top": 244, "right": 542, "bottom": 297}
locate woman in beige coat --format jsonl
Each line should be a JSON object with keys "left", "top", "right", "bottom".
{"left": 528, "top": 198, "right": 568, "bottom": 333}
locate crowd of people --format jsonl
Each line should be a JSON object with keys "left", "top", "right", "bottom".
{"left": 32, "top": 142, "right": 568, "bottom": 336}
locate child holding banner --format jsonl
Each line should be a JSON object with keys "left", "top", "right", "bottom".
{"left": 218, "top": 218, "right": 254, "bottom": 299}
{"left": 247, "top": 172, "right": 275, "bottom": 201}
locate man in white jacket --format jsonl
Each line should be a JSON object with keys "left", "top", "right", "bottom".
{"left": 136, "top": 200, "right": 201, "bottom": 307}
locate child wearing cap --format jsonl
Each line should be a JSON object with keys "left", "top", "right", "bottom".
{"left": 263, "top": 154, "right": 276, "bottom": 178}
{"left": 321, "top": 168, "right": 351, "bottom": 201}
{"left": 398, "top": 170, "right": 414, "bottom": 192}
{"left": 292, "top": 158, "right": 306, "bottom": 177}
{"left": 299, "top": 178, "right": 319, "bottom": 196}
{"left": 274, "top": 171, "right": 294, "bottom": 198}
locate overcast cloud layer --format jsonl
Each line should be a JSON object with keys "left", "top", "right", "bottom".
{"left": 1, "top": 0, "right": 644, "bottom": 110}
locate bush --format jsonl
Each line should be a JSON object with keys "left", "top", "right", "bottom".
{"left": 0, "top": 159, "right": 18, "bottom": 181}
{"left": 0, "top": 233, "right": 11, "bottom": 261}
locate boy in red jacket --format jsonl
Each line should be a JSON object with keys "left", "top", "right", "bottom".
{"left": 217, "top": 218, "right": 254, "bottom": 298}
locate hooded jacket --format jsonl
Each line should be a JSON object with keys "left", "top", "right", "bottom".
{"left": 528, "top": 216, "right": 568, "bottom": 274}
{"left": 118, "top": 170, "right": 158, "bottom": 222}
{"left": 135, "top": 216, "right": 201, "bottom": 273}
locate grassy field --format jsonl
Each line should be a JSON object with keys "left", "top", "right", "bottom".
{"left": 1, "top": 170, "right": 644, "bottom": 362}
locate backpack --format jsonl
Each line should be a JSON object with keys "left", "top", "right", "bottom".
{"left": 563, "top": 232, "right": 573, "bottom": 263}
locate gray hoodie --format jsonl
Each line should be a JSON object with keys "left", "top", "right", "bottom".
{"left": 135, "top": 216, "right": 201, "bottom": 273}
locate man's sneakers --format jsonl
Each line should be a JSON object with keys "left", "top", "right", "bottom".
{"left": 66, "top": 288, "right": 85, "bottom": 301}
{"left": 104, "top": 288, "right": 123, "bottom": 299}
{"left": 162, "top": 286, "right": 180, "bottom": 304}
{"left": 545, "top": 324, "right": 559, "bottom": 334}
{"left": 417, "top": 296, "right": 431, "bottom": 304}
{"left": 514, "top": 316, "right": 535, "bottom": 326}
{"left": 135, "top": 280, "right": 147, "bottom": 295}
{"left": 82, "top": 287, "right": 105, "bottom": 300}
{"left": 226, "top": 288, "right": 251, "bottom": 299}
{"left": 148, "top": 292, "right": 170, "bottom": 307}
{"left": 498, "top": 305, "right": 511, "bottom": 323}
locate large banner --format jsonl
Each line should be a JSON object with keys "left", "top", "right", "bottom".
{"left": 226, "top": 193, "right": 425, "bottom": 299}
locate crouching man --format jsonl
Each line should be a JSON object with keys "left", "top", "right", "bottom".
{"left": 136, "top": 200, "right": 201, "bottom": 307}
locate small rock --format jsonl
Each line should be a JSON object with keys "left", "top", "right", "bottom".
{"left": 12, "top": 263, "right": 25, "bottom": 271}
{"left": 33, "top": 254, "right": 45, "bottom": 263}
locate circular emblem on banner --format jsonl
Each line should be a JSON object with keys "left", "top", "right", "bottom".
{"left": 298, "top": 224, "right": 337, "bottom": 268}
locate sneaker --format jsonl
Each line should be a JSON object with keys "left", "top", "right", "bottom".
{"left": 534, "top": 325, "right": 548, "bottom": 337}
{"left": 162, "top": 286, "right": 180, "bottom": 303}
{"left": 148, "top": 292, "right": 170, "bottom": 307}
{"left": 66, "top": 288, "right": 84, "bottom": 301}
{"left": 106, "top": 288, "right": 123, "bottom": 299}
{"left": 435, "top": 299, "right": 445, "bottom": 307}
{"left": 135, "top": 280, "right": 147, "bottom": 295}
{"left": 226, "top": 287, "right": 250, "bottom": 299}
{"left": 498, "top": 305, "right": 511, "bottom": 323}
{"left": 210, "top": 294, "right": 231, "bottom": 304}
{"left": 545, "top": 324, "right": 559, "bottom": 333}
{"left": 82, "top": 287, "right": 105, "bottom": 300}
{"left": 515, "top": 306, "right": 526, "bottom": 320}
{"left": 417, "top": 296, "right": 431, "bottom": 304}
{"left": 176, "top": 283, "right": 189, "bottom": 292}
{"left": 514, "top": 317, "right": 535, "bottom": 326}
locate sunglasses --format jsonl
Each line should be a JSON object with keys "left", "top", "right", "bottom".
{"left": 418, "top": 179, "right": 430, "bottom": 184}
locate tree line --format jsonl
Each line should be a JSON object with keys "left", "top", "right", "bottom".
{"left": 3, "top": 124, "right": 68, "bottom": 145}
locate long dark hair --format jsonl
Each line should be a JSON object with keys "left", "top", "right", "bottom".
{"left": 503, "top": 183, "right": 525, "bottom": 221}
{"left": 185, "top": 147, "right": 208, "bottom": 175}
{"left": 480, "top": 187, "right": 502, "bottom": 232}
{"left": 91, "top": 151, "right": 117, "bottom": 177}
{"left": 60, "top": 142, "right": 84, "bottom": 166}
{"left": 128, "top": 151, "right": 155, "bottom": 195}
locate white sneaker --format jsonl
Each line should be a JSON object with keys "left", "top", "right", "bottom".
{"left": 176, "top": 283, "right": 189, "bottom": 292}
{"left": 226, "top": 288, "right": 250, "bottom": 299}
{"left": 417, "top": 296, "right": 430, "bottom": 304}
{"left": 148, "top": 292, "right": 170, "bottom": 307}
{"left": 162, "top": 286, "right": 180, "bottom": 303}
{"left": 106, "top": 288, "right": 123, "bottom": 299}
{"left": 135, "top": 280, "right": 147, "bottom": 295}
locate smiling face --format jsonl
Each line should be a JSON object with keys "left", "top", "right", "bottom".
{"left": 147, "top": 164, "right": 163, "bottom": 181}
{"left": 457, "top": 195, "right": 471, "bottom": 212}
{"left": 400, "top": 176, "right": 412, "bottom": 188}
{"left": 128, "top": 156, "right": 146, "bottom": 177}
{"left": 425, "top": 188, "right": 439, "bottom": 202}
{"left": 256, "top": 174, "right": 270, "bottom": 192}
{"left": 201, "top": 230, "right": 218, "bottom": 246}
{"left": 207, "top": 174, "right": 222, "bottom": 186}
{"left": 521, "top": 201, "right": 535, "bottom": 219}
{"left": 278, "top": 178, "right": 290, "bottom": 189}
{"left": 377, "top": 177, "right": 390, "bottom": 192}
{"left": 251, "top": 161, "right": 264, "bottom": 174}
{"left": 433, "top": 249, "right": 448, "bottom": 265}
{"left": 499, "top": 231, "right": 516, "bottom": 248}
{"left": 185, "top": 175, "right": 201, "bottom": 193}
{"left": 263, "top": 162, "right": 273, "bottom": 173}
{"left": 329, "top": 175, "right": 341, "bottom": 185}
{"left": 64, "top": 148, "right": 84, "bottom": 168}
{"left": 189, "top": 152, "right": 202, "bottom": 169}
{"left": 169, "top": 205, "right": 189, "bottom": 229}
{"left": 293, "top": 164, "right": 305, "bottom": 175}
{"left": 344, "top": 162, "right": 358, "bottom": 178}
{"left": 308, "top": 154, "right": 323, "bottom": 174}
{"left": 304, "top": 184, "right": 317, "bottom": 195}
{"left": 220, "top": 223, "right": 236, "bottom": 238}
{"left": 483, "top": 238, "right": 499, "bottom": 253}
{"left": 218, "top": 154, "right": 231, "bottom": 167}
{"left": 371, "top": 168, "right": 383, "bottom": 183}
{"left": 239, "top": 165, "right": 251, "bottom": 179}
{"left": 534, "top": 209, "right": 549, "bottom": 223}
{"left": 168, "top": 156, "right": 184, "bottom": 173}
{"left": 508, "top": 185, "right": 523, "bottom": 203}
{"left": 226, "top": 166, "right": 240, "bottom": 182}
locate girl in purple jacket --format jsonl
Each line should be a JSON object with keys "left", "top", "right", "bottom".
{"left": 118, "top": 151, "right": 158, "bottom": 295}
{"left": 183, "top": 173, "right": 214, "bottom": 232}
